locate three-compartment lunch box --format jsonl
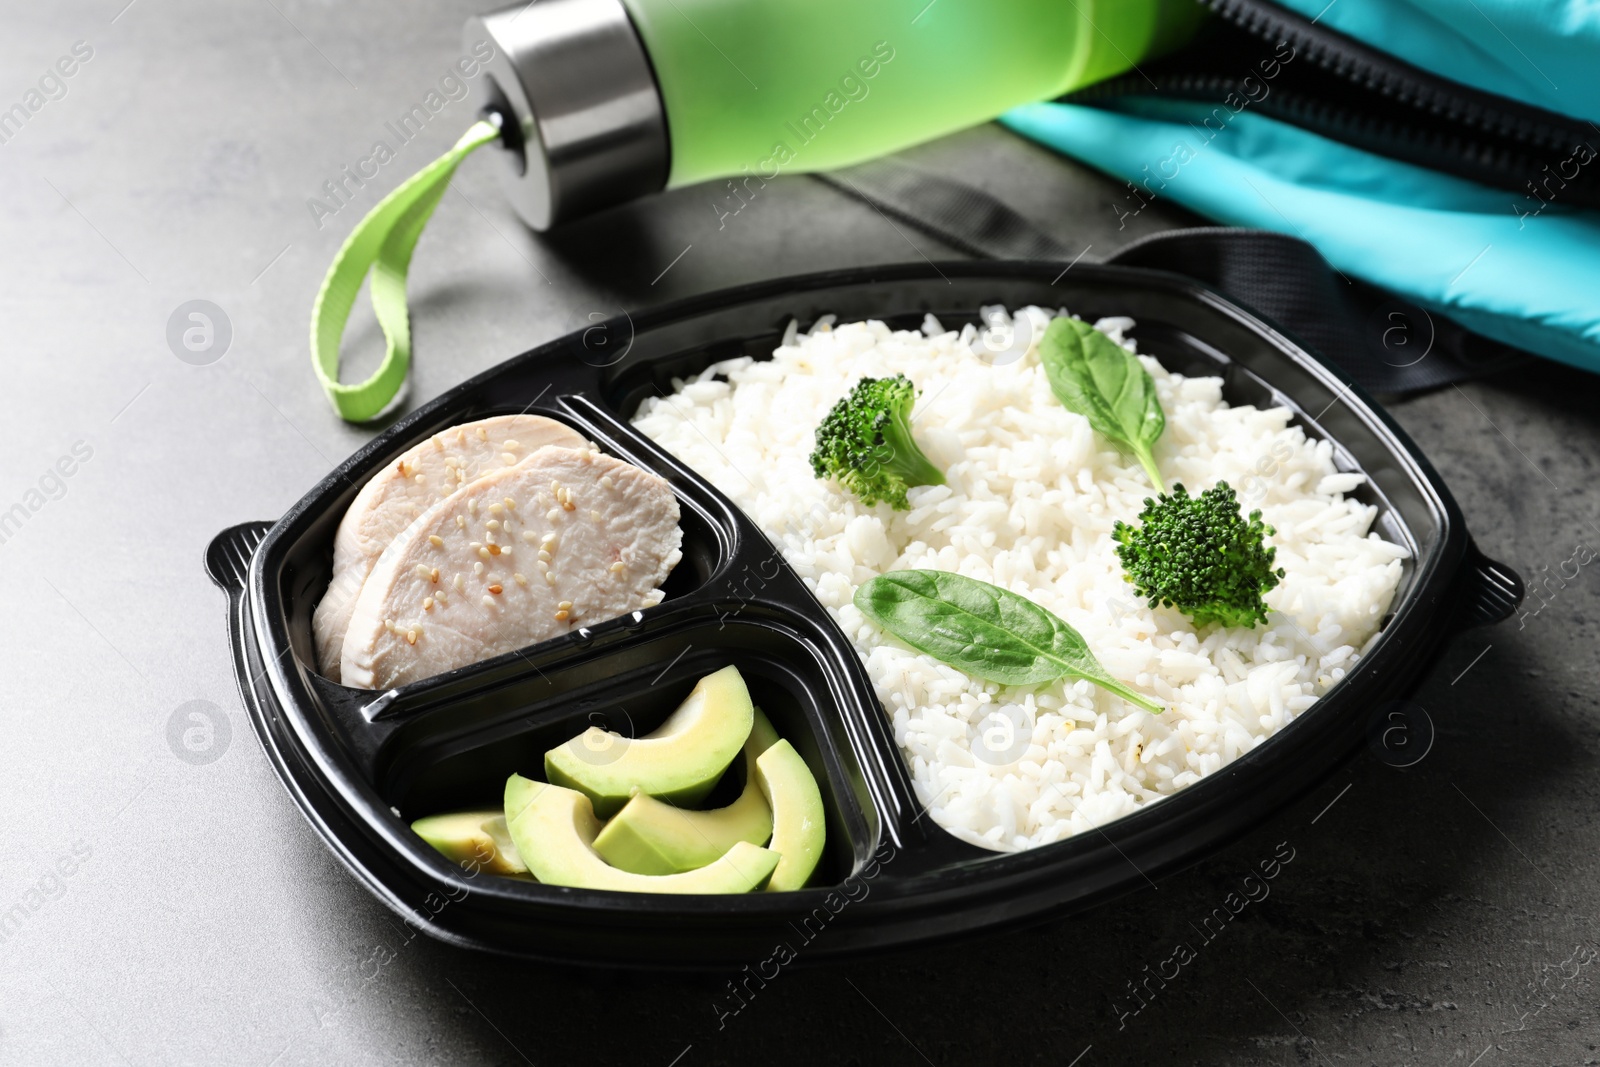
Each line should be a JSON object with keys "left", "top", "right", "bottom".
{"left": 207, "top": 261, "right": 1522, "bottom": 968}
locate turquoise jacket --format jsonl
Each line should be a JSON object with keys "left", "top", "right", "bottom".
{"left": 1003, "top": 0, "right": 1600, "bottom": 373}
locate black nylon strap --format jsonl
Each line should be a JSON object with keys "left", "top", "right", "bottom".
{"left": 813, "top": 160, "right": 1075, "bottom": 261}
{"left": 815, "top": 158, "right": 1528, "bottom": 394}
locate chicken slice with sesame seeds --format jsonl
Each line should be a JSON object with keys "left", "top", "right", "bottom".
{"left": 313, "top": 414, "right": 586, "bottom": 681}
{"left": 340, "top": 446, "right": 683, "bottom": 690}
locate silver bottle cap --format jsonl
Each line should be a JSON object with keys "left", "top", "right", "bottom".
{"left": 465, "top": 0, "right": 669, "bottom": 230}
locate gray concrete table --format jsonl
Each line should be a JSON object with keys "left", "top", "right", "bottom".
{"left": 3, "top": 2, "right": 1596, "bottom": 1064}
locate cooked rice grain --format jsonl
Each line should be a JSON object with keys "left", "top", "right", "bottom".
{"left": 632, "top": 308, "right": 1406, "bottom": 851}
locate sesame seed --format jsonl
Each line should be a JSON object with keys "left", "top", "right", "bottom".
{"left": 423, "top": 597, "right": 434, "bottom": 611}
{"left": 546, "top": 508, "right": 561, "bottom": 522}
{"left": 406, "top": 629, "right": 417, "bottom": 645}
{"left": 562, "top": 502, "right": 576, "bottom": 512}
{"left": 501, "top": 453, "right": 517, "bottom": 466}
{"left": 470, "top": 541, "right": 482, "bottom": 549}
{"left": 513, "top": 573, "right": 527, "bottom": 585}
{"left": 430, "top": 568, "right": 439, "bottom": 583}
{"left": 503, "top": 440, "right": 520, "bottom": 450}
{"left": 474, "top": 562, "right": 484, "bottom": 576}
{"left": 476, "top": 427, "right": 488, "bottom": 441}
{"left": 453, "top": 574, "right": 464, "bottom": 591}
{"left": 610, "top": 561, "right": 625, "bottom": 573}
{"left": 486, "top": 519, "right": 501, "bottom": 531}
{"left": 456, "top": 515, "right": 466, "bottom": 529}
{"left": 467, "top": 499, "right": 478, "bottom": 517}
{"left": 456, "top": 469, "right": 465, "bottom": 483}
{"left": 537, "top": 549, "right": 552, "bottom": 563}
{"left": 431, "top": 435, "right": 444, "bottom": 451}
{"left": 504, "top": 497, "right": 517, "bottom": 510}
{"left": 428, "top": 535, "right": 444, "bottom": 548}
{"left": 413, "top": 474, "right": 425, "bottom": 485}
{"left": 521, "top": 530, "right": 538, "bottom": 544}
{"left": 541, "top": 531, "right": 556, "bottom": 545}
{"left": 557, "top": 600, "right": 573, "bottom": 610}
{"left": 554, "top": 610, "right": 569, "bottom": 621}
{"left": 599, "top": 476, "right": 614, "bottom": 489}
{"left": 481, "top": 595, "right": 495, "bottom": 608}
{"left": 589, "top": 510, "right": 600, "bottom": 522}
{"left": 545, "top": 571, "right": 556, "bottom": 585}
{"left": 413, "top": 564, "right": 430, "bottom": 579}
{"left": 488, "top": 545, "right": 502, "bottom": 556}
{"left": 456, "top": 428, "right": 466, "bottom": 445}
{"left": 384, "top": 618, "right": 395, "bottom": 631}
{"left": 488, "top": 584, "right": 503, "bottom": 595}
{"left": 478, "top": 547, "right": 490, "bottom": 560}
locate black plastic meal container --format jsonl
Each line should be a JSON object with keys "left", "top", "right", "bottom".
{"left": 207, "top": 261, "right": 1523, "bottom": 969}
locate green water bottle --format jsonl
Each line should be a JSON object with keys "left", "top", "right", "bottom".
{"left": 466, "top": 0, "right": 1203, "bottom": 229}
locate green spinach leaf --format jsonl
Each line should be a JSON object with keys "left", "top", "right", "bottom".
{"left": 1039, "top": 316, "right": 1166, "bottom": 491}
{"left": 854, "top": 570, "right": 1161, "bottom": 713}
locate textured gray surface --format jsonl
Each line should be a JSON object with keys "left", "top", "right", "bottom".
{"left": 2, "top": 2, "right": 1597, "bottom": 1065}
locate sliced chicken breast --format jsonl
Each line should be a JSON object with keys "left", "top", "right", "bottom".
{"left": 313, "top": 415, "right": 586, "bottom": 681}
{"left": 341, "top": 446, "right": 683, "bottom": 690}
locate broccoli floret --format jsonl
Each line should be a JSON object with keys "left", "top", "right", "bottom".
{"left": 809, "top": 374, "right": 945, "bottom": 510}
{"left": 1113, "top": 481, "right": 1285, "bottom": 629}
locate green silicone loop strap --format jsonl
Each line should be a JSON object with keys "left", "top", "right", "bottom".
{"left": 310, "top": 119, "right": 502, "bottom": 422}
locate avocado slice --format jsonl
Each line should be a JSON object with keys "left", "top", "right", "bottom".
{"left": 545, "top": 665, "right": 755, "bottom": 817}
{"left": 756, "top": 740, "right": 826, "bottom": 891}
{"left": 592, "top": 707, "right": 782, "bottom": 875}
{"left": 411, "top": 809, "right": 528, "bottom": 875}
{"left": 503, "top": 774, "right": 779, "bottom": 893}
{"left": 747, "top": 704, "right": 781, "bottom": 756}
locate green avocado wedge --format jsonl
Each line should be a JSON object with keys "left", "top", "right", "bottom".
{"left": 756, "top": 740, "right": 826, "bottom": 892}
{"left": 411, "top": 809, "right": 528, "bottom": 875}
{"left": 592, "top": 708, "right": 782, "bottom": 875}
{"left": 747, "top": 703, "right": 782, "bottom": 756}
{"left": 503, "top": 775, "right": 779, "bottom": 893}
{"left": 545, "top": 665, "right": 755, "bottom": 817}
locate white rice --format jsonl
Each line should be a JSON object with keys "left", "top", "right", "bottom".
{"left": 631, "top": 308, "right": 1408, "bottom": 852}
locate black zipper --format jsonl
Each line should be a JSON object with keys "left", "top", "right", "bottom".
{"left": 1065, "top": 0, "right": 1600, "bottom": 209}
